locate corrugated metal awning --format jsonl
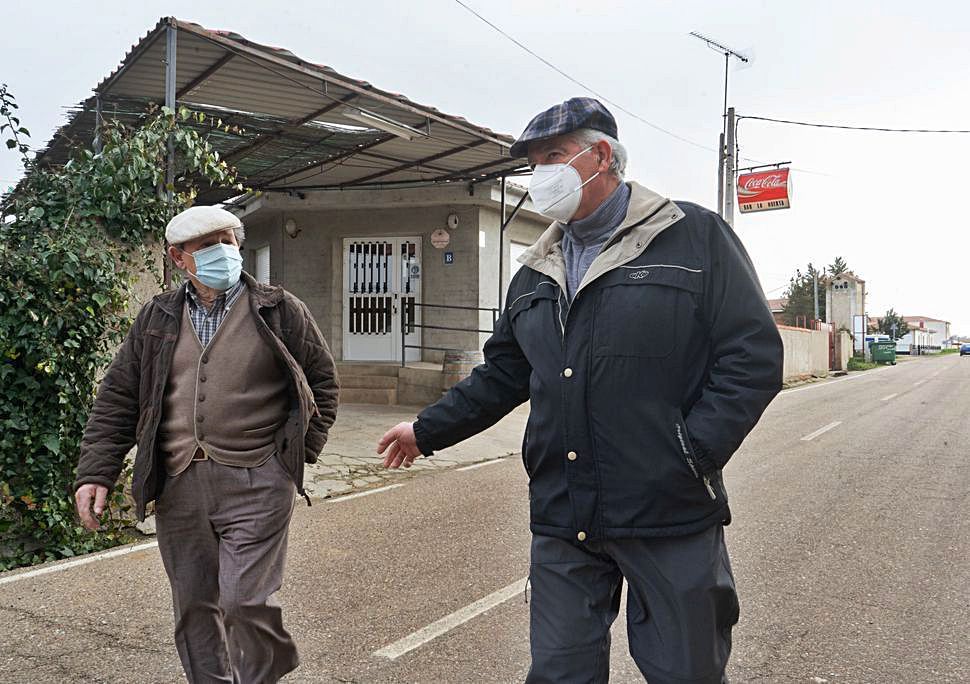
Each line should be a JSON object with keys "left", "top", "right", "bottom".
{"left": 35, "top": 17, "right": 528, "bottom": 203}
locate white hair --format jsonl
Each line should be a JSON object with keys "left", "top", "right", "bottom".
{"left": 569, "top": 128, "right": 627, "bottom": 180}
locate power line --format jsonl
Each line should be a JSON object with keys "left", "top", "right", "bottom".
{"left": 451, "top": 0, "right": 717, "bottom": 154}
{"left": 740, "top": 115, "right": 970, "bottom": 134}
{"left": 450, "top": 1, "right": 830, "bottom": 179}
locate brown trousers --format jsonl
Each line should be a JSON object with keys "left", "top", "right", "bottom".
{"left": 156, "top": 455, "right": 298, "bottom": 684}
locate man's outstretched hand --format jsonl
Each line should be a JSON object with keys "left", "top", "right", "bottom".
{"left": 378, "top": 422, "right": 422, "bottom": 469}
{"left": 75, "top": 484, "right": 109, "bottom": 531}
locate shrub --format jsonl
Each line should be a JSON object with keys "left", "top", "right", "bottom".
{"left": 0, "top": 85, "right": 241, "bottom": 569}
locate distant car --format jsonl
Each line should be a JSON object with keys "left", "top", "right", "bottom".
{"left": 961, "top": 344, "right": 970, "bottom": 356}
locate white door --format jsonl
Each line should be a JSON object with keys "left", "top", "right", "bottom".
{"left": 342, "top": 237, "right": 422, "bottom": 362}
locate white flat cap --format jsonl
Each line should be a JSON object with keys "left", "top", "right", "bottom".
{"left": 165, "top": 205, "right": 242, "bottom": 244}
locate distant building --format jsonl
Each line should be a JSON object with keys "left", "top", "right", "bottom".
{"left": 895, "top": 327, "right": 934, "bottom": 354}
{"left": 903, "top": 316, "right": 952, "bottom": 349}
{"left": 766, "top": 297, "right": 788, "bottom": 326}
{"left": 825, "top": 272, "right": 866, "bottom": 349}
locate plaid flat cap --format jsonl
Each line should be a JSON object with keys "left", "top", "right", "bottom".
{"left": 510, "top": 97, "right": 618, "bottom": 158}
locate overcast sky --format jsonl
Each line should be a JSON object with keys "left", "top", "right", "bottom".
{"left": 3, "top": 1, "right": 969, "bottom": 334}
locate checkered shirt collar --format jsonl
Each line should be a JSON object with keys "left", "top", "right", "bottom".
{"left": 184, "top": 278, "right": 246, "bottom": 346}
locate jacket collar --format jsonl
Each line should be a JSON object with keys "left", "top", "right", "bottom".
{"left": 154, "top": 271, "right": 284, "bottom": 318}
{"left": 517, "top": 181, "right": 685, "bottom": 296}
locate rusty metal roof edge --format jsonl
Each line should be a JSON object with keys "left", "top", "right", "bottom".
{"left": 96, "top": 17, "right": 172, "bottom": 96}
{"left": 170, "top": 18, "right": 515, "bottom": 150}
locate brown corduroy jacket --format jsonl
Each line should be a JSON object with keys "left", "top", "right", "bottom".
{"left": 75, "top": 272, "right": 339, "bottom": 520}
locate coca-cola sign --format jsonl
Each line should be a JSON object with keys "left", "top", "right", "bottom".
{"left": 737, "top": 168, "right": 791, "bottom": 213}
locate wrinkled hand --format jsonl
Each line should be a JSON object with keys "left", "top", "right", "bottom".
{"left": 75, "top": 484, "right": 109, "bottom": 531}
{"left": 377, "top": 422, "right": 422, "bottom": 469}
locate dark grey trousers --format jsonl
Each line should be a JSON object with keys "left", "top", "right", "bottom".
{"left": 526, "top": 526, "right": 738, "bottom": 684}
{"left": 155, "top": 455, "right": 298, "bottom": 684}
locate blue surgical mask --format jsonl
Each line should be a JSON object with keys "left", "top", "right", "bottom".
{"left": 185, "top": 243, "right": 243, "bottom": 291}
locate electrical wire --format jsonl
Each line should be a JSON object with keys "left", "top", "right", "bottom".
{"left": 739, "top": 115, "right": 970, "bottom": 134}
{"left": 451, "top": 0, "right": 718, "bottom": 155}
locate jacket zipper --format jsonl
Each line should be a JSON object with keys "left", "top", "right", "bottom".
{"left": 674, "top": 421, "right": 716, "bottom": 501}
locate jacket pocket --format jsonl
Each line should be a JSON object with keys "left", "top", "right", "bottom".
{"left": 593, "top": 265, "right": 703, "bottom": 358}
{"left": 521, "top": 426, "right": 532, "bottom": 478}
{"left": 243, "top": 423, "right": 282, "bottom": 438}
{"left": 674, "top": 417, "right": 717, "bottom": 501}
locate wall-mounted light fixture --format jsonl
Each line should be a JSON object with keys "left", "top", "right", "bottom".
{"left": 341, "top": 107, "right": 429, "bottom": 141}
{"left": 284, "top": 217, "right": 301, "bottom": 239}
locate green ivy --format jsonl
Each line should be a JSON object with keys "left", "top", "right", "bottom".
{"left": 0, "top": 85, "right": 242, "bottom": 570}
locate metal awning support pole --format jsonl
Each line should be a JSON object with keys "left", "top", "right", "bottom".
{"left": 498, "top": 175, "right": 506, "bottom": 310}
{"left": 93, "top": 93, "right": 103, "bottom": 154}
{"left": 163, "top": 21, "right": 177, "bottom": 290}
{"left": 498, "top": 188, "right": 529, "bottom": 311}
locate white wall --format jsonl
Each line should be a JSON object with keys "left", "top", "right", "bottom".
{"left": 778, "top": 325, "right": 830, "bottom": 380}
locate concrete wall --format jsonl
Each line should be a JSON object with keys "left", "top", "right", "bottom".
{"left": 778, "top": 324, "right": 830, "bottom": 380}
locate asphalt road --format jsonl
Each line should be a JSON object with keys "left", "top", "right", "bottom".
{"left": 1, "top": 354, "right": 968, "bottom": 683}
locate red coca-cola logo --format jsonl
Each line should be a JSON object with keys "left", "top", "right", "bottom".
{"left": 737, "top": 169, "right": 790, "bottom": 200}
{"left": 740, "top": 174, "right": 785, "bottom": 191}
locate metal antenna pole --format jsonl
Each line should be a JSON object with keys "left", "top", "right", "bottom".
{"left": 716, "top": 132, "right": 725, "bottom": 216}
{"left": 690, "top": 32, "right": 749, "bottom": 218}
{"left": 724, "top": 107, "right": 737, "bottom": 226}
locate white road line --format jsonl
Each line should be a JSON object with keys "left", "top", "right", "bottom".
{"left": 914, "top": 380, "right": 926, "bottom": 386}
{"left": 777, "top": 366, "right": 892, "bottom": 397}
{"left": 800, "top": 421, "right": 843, "bottom": 442}
{"left": 374, "top": 578, "right": 527, "bottom": 660}
{"left": 456, "top": 459, "right": 505, "bottom": 472}
{"left": 327, "top": 483, "right": 404, "bottom": 503}
{"left": 881, "top": 393, "right": 899, "bottom": 401}
{"left": 0, "top": 541, "right": 159, "bottom": 586}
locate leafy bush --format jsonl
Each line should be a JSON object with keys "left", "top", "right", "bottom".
{"left": 0, "top": 85, "right": 241, "bottom": 569}
{"left": 846, "top": 357, "right": 878, "bottom": 372}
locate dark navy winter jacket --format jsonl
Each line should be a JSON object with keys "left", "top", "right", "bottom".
{"left": 414, "top": 183, "right": 783, "bottom": 542}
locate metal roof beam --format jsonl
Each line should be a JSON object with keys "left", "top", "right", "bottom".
{"left": 260, "top": 133, "right": 397, "bottom": 187}
{"left": 177, "top": 52, "right": 235, "bottom": 99}
{"left": 429, "top": 158, "right": 527, "bottom": 183}
{"left": 345, "top": 139, "right": 488, "bottom": 186}
{"left": 224, "top": 94, "right": 358, "bottom": 164}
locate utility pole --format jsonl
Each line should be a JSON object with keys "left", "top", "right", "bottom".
{"left": 690, "top": 32, "right": 749, "bottom": 217}
{"left": 724, "top": 107, "right": 736, "bottom": 226}
{"left": 813, "top": 267, "right": 820, "bottom": 322}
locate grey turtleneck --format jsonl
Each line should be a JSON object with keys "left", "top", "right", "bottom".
{"left": 561, "top": 181, "right": 632, "bottom": 299}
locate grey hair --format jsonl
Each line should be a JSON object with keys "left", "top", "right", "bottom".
{"left": 569, "top": 128, "right": 627, "bottom": 180}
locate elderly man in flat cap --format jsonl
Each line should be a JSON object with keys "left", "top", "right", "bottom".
{"left": 379, "top": 98, "right": 782, "bottom": 682}
{"left": 75, "top": 206, "right": 338, "bottom": 683}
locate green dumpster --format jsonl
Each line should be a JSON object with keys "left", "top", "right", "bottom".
{"left": 870, "top": 341, "right": 897, "bottom": 365}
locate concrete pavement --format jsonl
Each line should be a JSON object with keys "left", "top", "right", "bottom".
{"left": 1, "top": 355, "right": 968, "bottom": 682}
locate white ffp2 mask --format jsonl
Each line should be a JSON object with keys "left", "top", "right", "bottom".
{"left": 527, "top": 146, "right": 600, "bottom": 223}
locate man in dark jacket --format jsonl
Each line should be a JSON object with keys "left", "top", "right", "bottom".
{"left": 378, "top": 98, "right": 782, "bottom": 683}
{"left": 75, "top": 206, "right": 339, "bottom": 683}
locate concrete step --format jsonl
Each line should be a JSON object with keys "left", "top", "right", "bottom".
{"left": 335, "top": 363, "right": 400, "bottom": 378}
{"left": 340, "top": 374, "right": 398, "bottom": 390}
{"left": 340, "top": 387, "right": 397, "bottom": 405}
